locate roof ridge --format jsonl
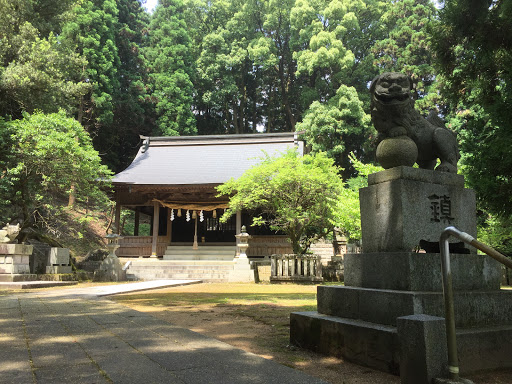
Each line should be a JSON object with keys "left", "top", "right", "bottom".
{"left": 140, "top": 131, "right": 302, "bottom": 142}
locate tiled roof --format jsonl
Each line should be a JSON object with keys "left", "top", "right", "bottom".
{"left": 113, "top": 132, "right": 302, "bottom": 185}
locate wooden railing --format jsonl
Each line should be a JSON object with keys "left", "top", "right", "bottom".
{"left": 116, "top": 236, "right": 168, "bottom": 257}
{"left": 270, "top": 254, "right": 323, "bottom": 283}
{"left": 115, "top": 234, "right": 295, "bottom": 259}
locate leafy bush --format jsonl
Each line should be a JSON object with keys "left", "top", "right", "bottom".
{"left": 1, "top": 111, "right": 112, "bottom": 240}
{"left": 217, "top": 149, "right": 345, "bottom": 254}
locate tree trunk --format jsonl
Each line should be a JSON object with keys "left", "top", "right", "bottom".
{"left": 278, "top": 58, "right": 296, "bottom": 131}
{"left": 233, "top": 100, "right": 240, "bottom": 134}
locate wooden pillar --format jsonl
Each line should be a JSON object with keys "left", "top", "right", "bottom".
{"left": 151, "top": 202, "right": 159, "bottom": 258}
{"left": 134, "top": 207, "right": 140, "bottom": 236}
{"left": 115, "top": 202, "right": 121, "bottom": 235}
{"left": 236, "top": 210, "right": 242, "bottom": 235}
{"left": 193, "top": 217, "right": 198, "bottom": 250}
{"left": 166, "top": 208, "right": 172, "bottom": 244}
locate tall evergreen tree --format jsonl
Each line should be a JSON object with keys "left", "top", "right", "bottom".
{"left": 61, "top": 0, "right": 121, "bottom": 131}
{"left": 293, "top": 0, "right": 385, "bottom": 176}
{"left": 146, "top": 0, "right": 196, "bottom": 136}
{"left": 109, "top": 0, "right": 153, "bottom": 171}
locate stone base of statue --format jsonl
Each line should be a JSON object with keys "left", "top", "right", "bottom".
{"left": 360, "top": 167, "right": 477, "bottom": 253}
{"left": 0, "top": 243, "right": 37, "bottom": 281}
{"left": 290, "top": 167, "right": 512, "bottom": 381}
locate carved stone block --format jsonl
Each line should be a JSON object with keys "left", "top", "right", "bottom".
{"left": 48, "top": 248, "right": 70, "bottom": 265}
{"left": 360, "top": 167, "right": 476, "bottom": 253}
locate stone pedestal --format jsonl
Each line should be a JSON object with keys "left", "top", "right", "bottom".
{"left": 228, "top": 258, "right": 255, "bottom": 282}
{"left": 0, "top": 243, "right": 36, "bottom": 282}
{"left": 361, "top": 167, "right": 476, "bottom": 253}
{"left": 290, "top": 167, "right": 512, "bottom": 380}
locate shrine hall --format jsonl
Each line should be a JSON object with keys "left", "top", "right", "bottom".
{"left": 112, "top": 132, "right": 302, "bottom": 260}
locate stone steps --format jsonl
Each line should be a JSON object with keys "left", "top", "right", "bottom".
{"left": 125, "top": 259, "right": 236, "bottom": 282}
{"left": 163, "top": 245, "right": 236, "bottom": 261}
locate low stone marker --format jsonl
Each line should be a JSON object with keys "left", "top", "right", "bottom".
{"left": 46, "top": 248, "right": 72, "bottom": 274}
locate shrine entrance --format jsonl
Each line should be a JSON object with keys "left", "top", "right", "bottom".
{"left": 169, "top": 209, "right": 236, "bottom": 244}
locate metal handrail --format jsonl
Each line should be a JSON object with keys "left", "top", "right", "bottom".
{"left": 439, "top": 226, "right": 512, "bottom": 381}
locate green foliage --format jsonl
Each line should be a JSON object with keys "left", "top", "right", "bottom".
{"left": 477, "top": 212, "right": 512, "bottom": 256}
{"left": 0, "top": 0, "right": 88, "bottom": 119}
{"left": 61, "top": 0, "right": 121, "bottom": 127}
{"left": 431, "top": 0, "right": 512, "bottom": 219}
{"left": 0, "top": 0, "right": 151, "bottom": 173}
{"left": 291, "top": 0, "right": 386, "bottom": 174}
{"left": 106, "top": 0, "right": 153, "bottom": 171}
{"left": 297, "top": 84, "right": 371, "bottom": 173}
{"left": 145, "top": 0, "right": 196, "bottom": 136}
{"left": 372, "top": 0, "right": 437, "bottom": 108}
{"left": 335, "top": 153, "right": 383, "bottom": 241}
{"left": 2, "top": 111, "right": 112, "bottom": 236}
{"left": 1, "top": 22, "right": 89, "bottom": 116}
{"left": 0, "top": 117, "right": 15, "bottom": 215}
{"left": 217, "top": 149, "right": 345, "bottom": 254}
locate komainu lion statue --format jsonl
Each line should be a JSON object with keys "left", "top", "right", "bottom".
{"left": 0, "top": 223, "right": 20, "bottom": 243}
{"left": 370, "top": 72, "right": 459, "bottom": 173}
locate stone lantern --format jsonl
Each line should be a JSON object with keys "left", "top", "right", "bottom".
{"left": 96, "top": 234, "right": 124, "bottom": 281}
{"left": 235, "top": 225, "right": 250, "bottom": 259}
{"left": 229, "top": 225, "right": 254, "bottom": 282}
{"left": 105, "top": 233, "right": 123, "bottom": 259}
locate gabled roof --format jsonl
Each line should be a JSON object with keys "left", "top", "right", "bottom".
{"left": 113, "top": 132, "right": 303, "bottom": 186}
